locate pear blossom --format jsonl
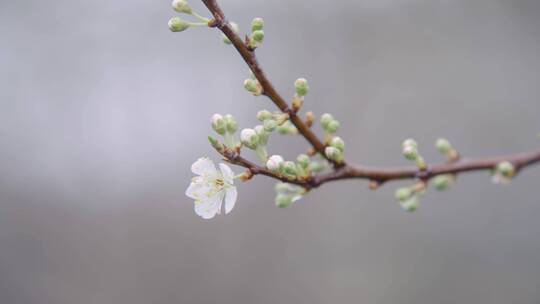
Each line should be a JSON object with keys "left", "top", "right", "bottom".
{"left": 186, "top": 157, "right": 237, "bottom": 219}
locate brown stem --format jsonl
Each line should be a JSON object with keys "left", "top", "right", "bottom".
{"left": 201, "top": 0, "right": 540, "bottom": 190}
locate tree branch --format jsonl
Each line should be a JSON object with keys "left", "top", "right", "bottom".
{"left": 201, "top": 0, "right": 540, "bottom": 190}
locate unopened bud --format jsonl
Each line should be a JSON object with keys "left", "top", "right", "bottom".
{"left": 325, "top": 120, "right": 340, "bottom": 134}
{"left": 496, "top": 161, "right": 515, "bottom": 178}
{"left": 263, "top": 119, "right": 277, "bottom": 132}
{"left": 330, "top": 137, "right": 345, "bottom": 152}
{"left": 251, "top": 18, "right": 264, "bottom": 32}
{"left": 325, "top": 146, "right": 344, "bottom": 163}
{"left": 402, "top": 139, "right": 419, "bottom": 160}
{"left": 292, "top": 96, "right": 304, "bottom": 112}
{"left": 211, "top": 113, "right": 226, "bottom": 135}
{"left": 320, "top": 113, "right": 334, "bottom": 128}
{"left": 395, "top": 187, "right": 412, "bottom": 202}
{"left": 266, "top": 155, "right": 284, "bottom": 172}
{"left": 294, "top": 78, "right": 309, "bottom": 97}
{"left": 433, "top": 174, "right": 453, "bottom": 191}
{"left": 240, "top": 128, "right": 259, "bottom": 149}
{"left": 282, "top": 161, "right": 298, "bottom": 177}
{"left": 224, "top": 114, "right": 237, "bottom": 133}
{"left": 257, "top": 110, "right": 272, "bottom": 121}
{"left": 244, "top": 79, "right": 262, "bottom": 96}
{"left": 275, "top": 194, "right": 293, "bottom": 208}
{"left": 168, "top": 17, "right": 190, "bottom": 32}
{"left": 435, "top": 138, "right": 452, "bottom": 155}
{"left": 208, "top": 136, "right": 223, "bottom": 152}
{"left": 251, "top": 30, "right": 264, "bottom": 43}
{"left": 400, "top": 196, "right": 419, "bottom": 212}
{"left": 305, "top": 111, "right": 315, "bottom": 127}
{"left": 172, "top": 0, "right": 192, "bottom": 14}
{"left": 254, "top": 125, "right": 268, "bottom": 145}
{"left": 296, "top": 154, "right": 310, "bottom": 168}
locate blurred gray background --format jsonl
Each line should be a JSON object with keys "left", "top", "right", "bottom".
{"left": 1, "top": 0, "right": 540, "bottom": 303}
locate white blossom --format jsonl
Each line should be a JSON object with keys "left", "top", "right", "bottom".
{"left": 186, "top": 158, "right": 237, "bottom": 219}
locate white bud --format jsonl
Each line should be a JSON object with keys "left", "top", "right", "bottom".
{"left": 325, "top": 146, "right": 343, "bottom": 163}
{"left": 435, "top": 138, "right": 452, "bottom": 155}
{"left": 172, "top": 0, "right": 192, "bottom": 14}
{"left": 294, "top": 78, "right": 309, "bottom": 97}
{"left": 240, "top": 128, "right": 259, "bottom": 149}
{"left": 330, "top": 136, "right": 345, "bottom": 152}
{"left": 266, "top": 155, "right": 284, "bottom": 171}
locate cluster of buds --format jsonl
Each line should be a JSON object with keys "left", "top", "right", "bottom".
{"left": 168, "top": 0, "right": 210, "bottom": 32}
{"left": 274, "top": 183, "right": 307, "bottom": 208}
{"left": 325, "top": 136, "right": 345, "bottom": 164}
{"left": 210, "top": 113, "right": 238, "bottom": 149}
{"left": 394, "top": 183, "right": 425, "bottom": 212}
{"left": 248, "top": 18, "right": 265, "bottom": 49}
{"left": 320, "top": 113, "right": 341, "bottom": 134}
{"left": 266, "top": 153, "right": 312, "bottom": 181}
{"left": 402, "top": 139, "right": 426, "bottom": 170}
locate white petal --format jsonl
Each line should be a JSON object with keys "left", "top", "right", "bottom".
{"left": 185, "top": 177, "right": 211, "bottom": 200}
{"left": 224, "top": 187, "right": 237, "bottom": 214}
{"left": 194, "top": 191, "right": 224, "bottom": 219}
{"left": 219, "top": 163, "right": 235, "bottom": 185}
{"left": 191, "top": 157, "right": 217, "bottom": 176}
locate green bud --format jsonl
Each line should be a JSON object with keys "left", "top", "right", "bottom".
{"left": 294, "top": 78, "right": 309, "bottom": 97}
{"left": 275, "top": 182, "right": 291, "bottom": 193}
{"left": 254, "top": 125, "right": 269, "bottom": 145}
{"left": 325, "top": 120, "right": 340, "bottom": 134}
{"left": 244, "top": 79, "right": 262, "bottom": 96}
{"left": 168, "top": 17, "right": 190, "bottom": 32}
{"left": 309, "top": 162, "right": 325, "bottom": 173}
{"left": 283, "top": 161, "right": 297, "bottom": 177}
{"left": 325, "top": 146, "right": 344, "bottom": 163}
{"left": 172, "top": 0, "right": 192, "bottom": 14}
{"left": 208, "top": 136, "right": 223, "bottom": 151}
{"left": 320, "top": 113, "right": 334, "bottom": 128}
{"left": 211, "top": 113, "right": 226, "bottom": 135}
{"left": 251, "top": 17, "right": 264, "bottom": 32}
{"left": 263, "top": 119, "right": 277, "bottom": 132}
{"left": 296, "top": 154, "right": 310, "bottom": 169}
{"left": 222, "top": 22, "right": 239, "bottom": 44}
{"left": 257, "top": 110, "right": 272, "bottom": 121}
{"left": 277, "top": 120, "right": 298, "bottom": 135}
{"left": 402, "top": 139, "right": 419, "bottom": 161}
{"left": 435, "top": 138, "right": 452, "bottom": 155}
{"left": 400, "top": 196, "right": 419, "bottom": 212}
{"left": 496, "top": 161, "right": 515, "bottom": 178}
{"left": 403, "top": 138, "right": 418, "bottom": 149}
{"left": 330, "top": 136, "right": 345, "bottom": 152}
{"left": 275, "top": 194, "right": 293, "bottom": 208}
{"left": 433, "top": 174, "right": 453, "bottom": 191}
{"left": 394, "top": 187, "right": 412, "bottom": 202}
{"left": 251, "top": 30, "right": 264, "bottom": 43}
{"left": 224, "top": 114, "right": 237, "bottom": 133}
{"left": 240, "top": 128, "right": 259, "bottom": 149}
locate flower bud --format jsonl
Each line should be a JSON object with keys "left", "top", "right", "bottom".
{"left": 240, "top": 128, "right": 259, "bottom": 149}
{"left": 296, "top": 154, "right": 310, "bottom": 169}
{"left": 309, "top": 162, "right": 324, "bottom": 173}
{"left": 400, "top": 196, "right": 419, "bottom": 212}
{"left": 403, "top": 138, "right": 418, "bottom": 149}
{"left": 330, "top": 136, "right": 345, "bottom": 152}
{"left": 244, "top": 79, "right": 262, "bottom": 96}
{"left": 251, "top": 30, "right": 264, "bottom": 44}
{"left": 208, "top": 136, "right": 223, "bottom": 152}
{"left": 168, "top": 17, "right": 190, "bottom": 32}
{"left": 211, "top": 113, "right": 226, "bottom": 135}
{"left": 275, "top": 194, "right": 293, "bottom": 208}
{"left": 222, "top": 22, "right": 239, "bottom": 44}
{"left": 294, "top": 78, "right": 309, "bottom": 97}
{"left": 402, "top": 145, "right": 418, "bottom": 160}
{"left": 496, "top": 161, "right": 515, "bottom": 178}
{"left": 433, "top": 174, "right": 453, "bottom": 191}
{"left": 394, "top": 187, "right": 412, "bottom": 202}
{"left": 325, "top": 146, "right": 344, "bottom": 163}
{"left": 320, "top": 113, "right": 334, "bottom": 128}
{"left": 277, "top": 121, "right": 298, "bottom": 135}
{"left": 172, "top": 0, "right": 192, "bottom": 14}
{"left": 257, "top": 110, "right": 272, "bottom": 121}
{"left": 251, "top": 18, "right": 264, "bottom": 32}
{"left": 435, "top": 138, "right": 452, "bottom": 155}
{"left": 224, "top": 114, "right": 237, "bottom": 133}
{"left": 305, "top": 111, "right": 315, "bottom": 127}
{"left": 254, "top": 125, "right": 269, "bottom": 145}
{"left": 266, "top": 155, "right": 284, "bottom": 172}
{"left": 325, "top": 120, "right": 340, "bottom": 134}
{"left": 263, "top": 119, "right": 277, "bottom": 132}
{"left": 282, "top": 161, "right": 298, "bottom": 177}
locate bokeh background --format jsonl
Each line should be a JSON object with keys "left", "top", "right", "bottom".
{"left": 1, "top": 0, "right": 540, "bottom": 303}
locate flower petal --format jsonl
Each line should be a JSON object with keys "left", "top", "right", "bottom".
{"left": 194, "top": 191, "right": 224, "bottom": 219}
{"left": 219, "top": 163, "right": 235, "bottom": 185}
{"left": 224, "top": 187, "right": 237, "bottom": 214}
{"left": 191, "top": 157, "right": 217, "bottom": 176}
